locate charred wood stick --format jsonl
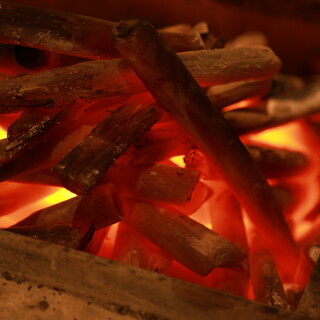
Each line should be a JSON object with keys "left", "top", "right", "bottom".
{"left": 213, "top": 0, "right": 320, "bottom": 23}
{"left": 4, "top": 225, "right": 82, "bottom": 249}
{"left": 111, "top": 19, "right": 298, "bottom": 275}
{"left": 125, "top": 201, "right": 246, "bottom": 276}
{"left": 297, "top": 256, "right": 320, "bottom": 319}
{"left": 0, "top": 47, "right": 281, "bottom": 113}
{"left": 0, "top": 1, "right": 204, "bottom": 60}
{"left": 53, "top": 103, "right": 161, "bottom": 194}
{"left": 207, "top": 78, "right": 271, "bottom": 110}
{"left": 224, "top": 82, "right": 320, "bottom": 135}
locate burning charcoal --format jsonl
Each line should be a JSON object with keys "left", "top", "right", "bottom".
{"left": 113, "top": 223, "right": 172, "bottom": 273}
{"left": 0, "top": 1, "right": 204, "bottom": 60}
{"left": 207, "top": 79, "right": 271, "bottom": 110}
{"left": 125, "top": 201, "right": 246, "bottom": 276}
{"left": 4, "top": 225, "right": 82, "bottom": 249}
{"left": 104, "top": 162, "right": 199, "bottom": 204}
{"left": 224, "top": 81, "right": 320, "bottom": 135}
{"left": 248, "top": 229, "right": 289, "bottom": 309}
{"left": 111, "top": 19, "right": 297, "bottom": 274}
{"left": 246, "top": 145, "right": 309, "bottom": 179}
{"left": 16, "top": 184, "right": 122, "bottom": 236}
{"left": 0, "top": 47, "right": 281, "bottom": 113}
{"left": 54, "top": 103, "right": 161, "bottom": 194}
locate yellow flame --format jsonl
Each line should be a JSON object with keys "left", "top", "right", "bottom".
{"left": 170, "top": 155, "right": 185, "bottom": 168}
{"left": 0, "top": 126, "right": 7, "bottom": 139}
{"left": 245, "top": 121, "right": 307, "bottom": 152}
{"left": 0, "top": 188, "right": 75, "bottom": 228}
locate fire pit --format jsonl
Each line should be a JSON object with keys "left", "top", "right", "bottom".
{"left": 0, "top": 1, "right": 319, "bottom": 319}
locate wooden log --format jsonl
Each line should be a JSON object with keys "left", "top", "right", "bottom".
{"left": 297, "top": 256, "right": 320, "bottom": 319}
{"left": 111, "top": 19, "right": 298, "bottom": 279}
{"left": 0, "top": 47, "right": 281, "bottom": 113}
{"left": 224, "top": 81, "right": 320, "bottom": 135}
{"left": 53, "top": 102, "right": 161, "bottom": 194}
{"left": 0, "top": 1, "right": 204, "bottom": 60}
{"left": 0, "top": 230, "right": 311, "bottom": 320}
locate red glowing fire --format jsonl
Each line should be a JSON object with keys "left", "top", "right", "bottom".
{"left": 0, "top": 2, "right": 319, "bottom": 311}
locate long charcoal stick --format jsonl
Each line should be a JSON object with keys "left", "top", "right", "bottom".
{"left": 0, "top": 47, "right": 281, "bottom": 113}
{"left": 111, "top": 19, "right": 298, "bottom": 278}
{"left": 0, "top": 1, "right": 203, "bottom": 60}
{"left": 53, "top": 103, "right": 161, "bottom": 194}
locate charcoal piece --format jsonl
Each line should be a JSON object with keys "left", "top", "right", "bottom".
{"left": 5, "top": 225, "right": 82, "bottom": 249}
{"left": 54, "top": 103, "right": 161, "bottom": 194}
{"left": 126, "top": 202, "right": 247, "bottom": 276}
